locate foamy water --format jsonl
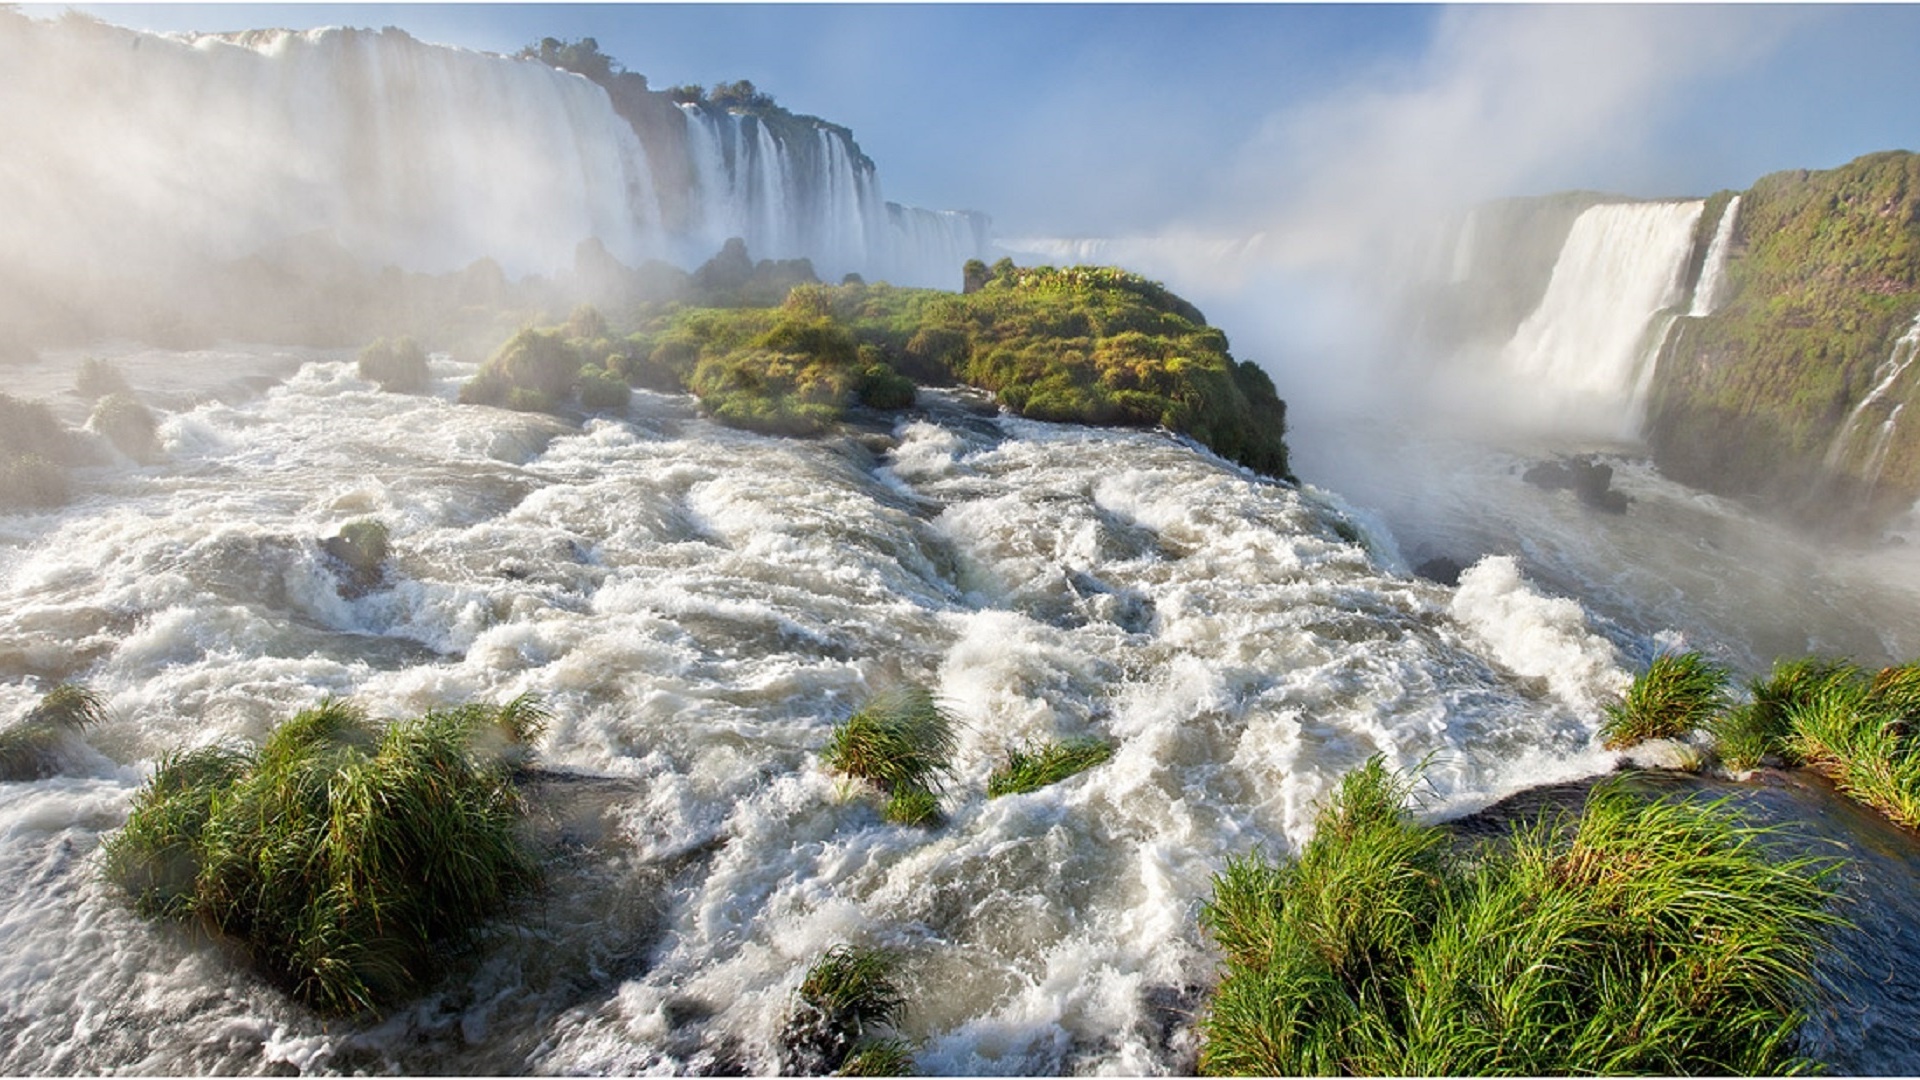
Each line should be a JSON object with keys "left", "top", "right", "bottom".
{"left": 0, "top": 349, "right": 1636, "bottom": 1073}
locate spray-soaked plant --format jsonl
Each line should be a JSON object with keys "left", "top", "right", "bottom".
{"left": 780, "top": 945, "right": 914, "bottom": 1075}
{"left": 103, "top": 696, "right": 545, "bottom": 1014}
{"left": 986, "top": 735, "right": 1114, "bottom": 797}
{"left": 1600, "top": 650, "right": 1730, "bottom": 749}
{"left": 0, "top": 683, "right": 108, "bottom": 781}
{"left": 357, "top": 336, "right": 430, "bottom": 394}
{"left": 822, "top": 687, "right": 956, "bottom": 827}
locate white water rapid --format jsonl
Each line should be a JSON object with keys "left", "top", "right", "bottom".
{"left": 0, "top": 12, "right": 983, "bottom": 290}
{"left": 0, "top": 347, "right": 1635, "bottom": 1074}
{"left": 1495, "top": 201, "right": 1705, "bottom": 437}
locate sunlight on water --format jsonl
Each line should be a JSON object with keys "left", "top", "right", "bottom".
{"left": 0, "top": 350, "right": 1628, "bottom": 1073}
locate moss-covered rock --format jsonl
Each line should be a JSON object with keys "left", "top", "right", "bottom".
{"left": 615, "top": 266, "right": 1293, "bottom": 479}
{"left": 1646, "top": 151, "right": 1920, "bottom": 533}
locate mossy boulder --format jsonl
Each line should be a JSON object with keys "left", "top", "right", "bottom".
{"left": 1646, "top": 151, "right": 1920, "bottom": 533}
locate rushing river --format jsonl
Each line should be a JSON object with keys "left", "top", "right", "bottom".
{"left": 0, "top": 345, "right": 1906, "bottom": 1074}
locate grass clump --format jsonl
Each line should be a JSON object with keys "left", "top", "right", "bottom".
{"left": 1781, "top": 661, "right": 1920, "bottom": 829}
{"left": 74, "top": 356, "right": 132, "bottom": 399}
{"left": 357, "top": 336, "right": 430, "bottom": 394}
{"left": 1197, "top": 757, "right": 1839, "bottom": 1076}
{"left": 0, "top": 683, "right": 107, "bottom": 781}
{"left": 1600, "top": 650, "right": 1730, "bottom": 749}
{"left": 89, "top": 392, "right": 160, "bottom": 460}
{"left": 985, "top": 735, "right": 1114, "bottom": 797}
{"left": 822, "top": 687, "right": 956, "bottom": 827}
{"left": 102, "top": 696, "right": 545, "bottom": 1015}
{"left": 1714, "top": 657, "right": 1863, "bottom": 770}
{"left": 780, "top": 945, "right": 914, "bottom": 1075}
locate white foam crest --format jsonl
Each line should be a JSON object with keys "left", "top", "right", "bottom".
{"left": 1450, "top": 554, "right": 1628, "bottom": 714}
{"left": 0, "top": 361, "right": 1639, "bottom": 1073}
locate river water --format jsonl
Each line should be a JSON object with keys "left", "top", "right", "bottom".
{"left": 0, "top": 345, "right": 1909, "bottom": 1073}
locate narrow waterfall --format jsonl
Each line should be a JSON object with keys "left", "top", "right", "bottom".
{"left": 1826, "top": 310, "right": 1920, "bottom": 478}
{"left": 1497, "top": 200, "right": 1705, "bottom": 435}
{"left": 1689, "top": 195, "right": 1741, "bottom": 317}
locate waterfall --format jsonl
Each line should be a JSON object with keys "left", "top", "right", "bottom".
{"left": 1826, "top": 310, "right": 1920, "bottom": 478}
{"left": 1689, "top": 196, "right": 1741, "bottom": 317}
{"left": 1497, "top": 200, "right": 1705, "bottom": 435}
{"left": 0, "top": 12, "right": 986, "bottom": 292}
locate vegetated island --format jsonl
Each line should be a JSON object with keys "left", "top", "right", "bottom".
{"left": 454, "top": 251, "right": 1294, "bottom": 483}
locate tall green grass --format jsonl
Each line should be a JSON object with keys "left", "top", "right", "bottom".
{"left": 1198, "top": 758, "right": 1840, "bottom": 1075}
{"left": 822, "top": 687, "right": 956, "bottom": 827}
{"left": 780, "top": 945, "right": 914, "bottom": 1075}
{"left": 0, "top": 683, "right": 107, "bottom": 781}
{"left": 1600, "top": 650, "right": 1730, "bottom": 749}
{"left": 103, "top": 696, "right": 545, "bottom": 1014}
{"left": 985, "top": 736, "right": 1114, "bottom": 797}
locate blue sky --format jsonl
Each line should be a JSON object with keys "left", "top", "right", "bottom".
{"left": 35, "top": 4, "right": 1920, "bottom": 239}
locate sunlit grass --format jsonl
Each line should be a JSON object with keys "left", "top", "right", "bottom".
{"left": 1198, "top": 757, "right": 1840, "bottom": 1076}
{"left": 822, "top": 687, "right": 956, "bottom": 827}
{"left": 986, "top": 735, "right": 1114, "bottom": 798}
{"left": 103, "top": 696, "right": 545, "bottom": 1014}
{"left": 1601, "top": 650, "right": 1730, "bottom": 749}
{"left": 780, "top": 945, "right": 914, "bottom": 1075}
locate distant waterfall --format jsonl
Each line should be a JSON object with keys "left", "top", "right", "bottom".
{"left": 1689, "top": 196, "right": 1741, "bottom": 317}
{"left": 1826, "top": 310, "right": 1920, "bottom": 484}
{"left": 1498, "top": 201, "right": 1705, "bottom": 435}
{"left": 0, "top": 13, "right": 985, "bottom": 290}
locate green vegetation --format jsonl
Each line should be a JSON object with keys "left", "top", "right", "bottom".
{"left": 780, "top": 945, "right": 914, "bottom": 1076}
{"left": 822, "top": 687, "right": 956, "bottom": 827}
{"left": 1198, "top": 758, "right": 1839, "bottom": 1075}
{"left": 1648, "top": 151, "right": 1920, "bottom": 532}
{"left": 0, "top": 683, "right": 107, "bottom": 781}
{"left": 1713, "top": 657, "right": 1861, "bottom": 771}
{"left": 612, "top": 263, "right": 1292, "bottom": 477}
{"left": 986, "top": 735, "right": 1114, "bottom": 797}
{"left": 0, "top": 393, "right": 83, "bottom": 508}
{"left": 1609, "top": 651, "right": 1920, "bottom": 830}
{"left": 73, "top": 356, "right": 131, "bottom": 400}
{"left": 102, "top": 696, "right": 547, "bottom": 1014}
{"left": 1599, "top": 650, "right": 1731, "bottom": 749}
{"left": 89, "top": 392, "right": 159, "bottom": 460}
{"left": 357, "top": 336, "right": 430, "bottom": 394}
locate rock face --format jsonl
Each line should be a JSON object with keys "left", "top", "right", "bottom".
{"left": 1417, "top": 151, "right": 1920, "bottom": 537}
{"left": 1644, "top": 152, "right": 1920, "bottom": 535}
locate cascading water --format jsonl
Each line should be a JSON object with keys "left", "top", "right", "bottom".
{"left": 1689, "top": 195, "right": 1741, "bottom": 317}
{"left": 0, "top": 12, "right": 985, "bottom": 291}
{"left": 1495, "top": 200, "right": 1704, "bottom": 437}
{"left": 0, "top": 346, "right": 1644, "bottom": 1074}
{"left": 1825, "top": 309, "right": 1920, "bottom": 482}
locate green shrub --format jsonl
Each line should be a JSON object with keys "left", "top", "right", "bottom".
{"left": 460, "top": 328, "right": 579, "bottom": 410}
{"left": 90, "top": 392, "right": 159, "bottom": 460}
{"left": 1600, "top": 651, "right": 1731, "bottom": 749}
{"left": 986, "top": 736, "right": 1114, "bottom": 797}
{"left": 855, "top": 363, "right": 916, "bottom": 410}
{"left": 780, "top": 945, "right": 912, "bottom": 1075}
{"left": 74, "top": 356, "right": 131, "bottom": 400}
{"left": 823, "top": 687, "right": 955, "bottom": 828}
{"left": 1197, "top": 758, "right": 1839, "bottom": 1076}
{"left": 577, "top": 366, "right": 632, "bottom": 411}
{"left": 357, "top": 336, "right": 430, "bottom": 394}
{"left": 0, "top": 683, "right": 107, "bottom": 781}
{"left": 103, "top": 697, "right": 545, "bottom": 1014}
